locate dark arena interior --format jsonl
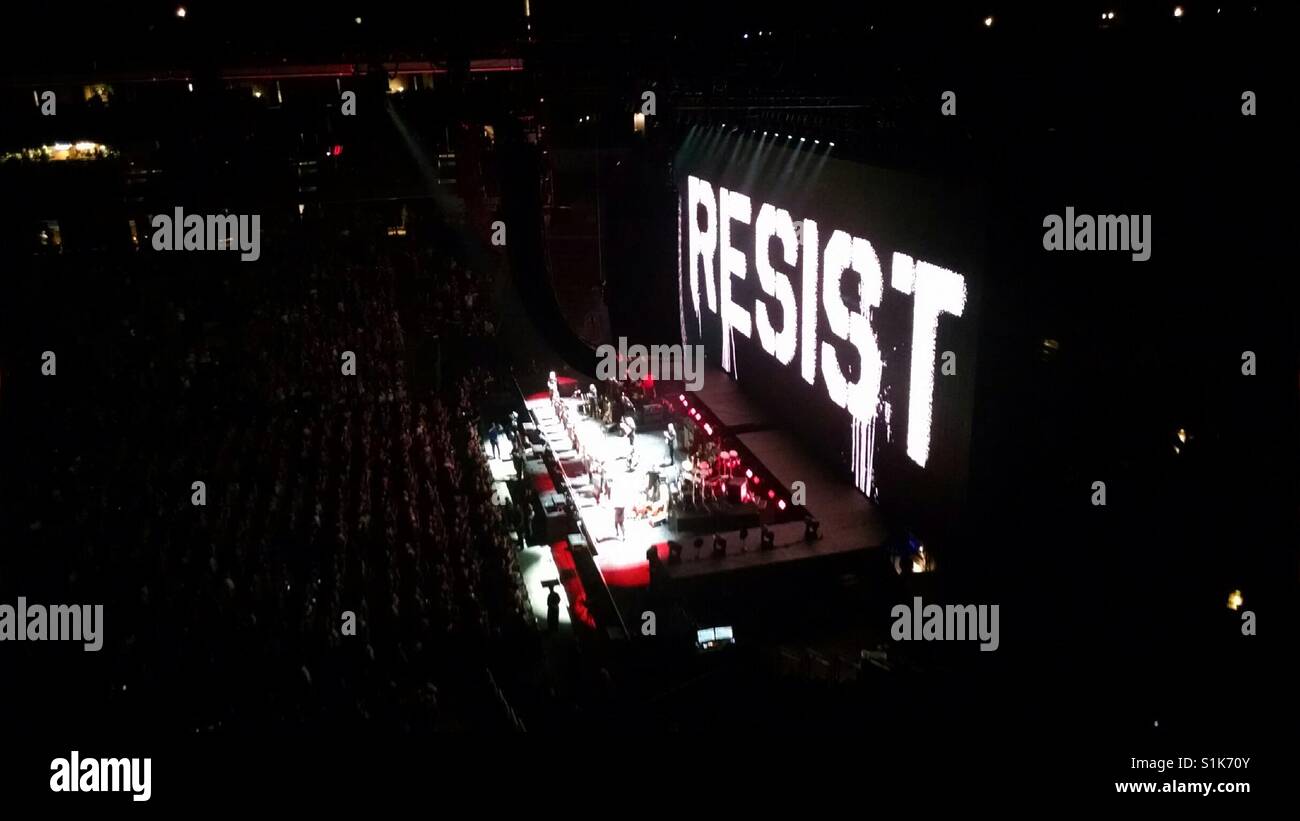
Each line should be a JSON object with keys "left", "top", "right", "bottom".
{"left": 0, "top": 0, "right": 1295, "bottom": 806}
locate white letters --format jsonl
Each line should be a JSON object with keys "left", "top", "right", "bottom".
{"left": 820, "top": 231, "right": 883, "bottom": 423}
{"left": 687, "top": 176, "right": 718, "bottom": 318}
{"left": 892, "top": 254, "right": 967, "bottom": 467}
{"left": 800, "top": 218, "right": 820, "bottom": 387}
{"left": 753, "top": 203, "right": 799, "bottom": 365}
{"left": 719, "top": 187, "right": 753, "bottom": 373}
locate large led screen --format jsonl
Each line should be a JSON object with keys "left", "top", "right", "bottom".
{"left": 676, "top": 129, "right": 985, "bottom": 537}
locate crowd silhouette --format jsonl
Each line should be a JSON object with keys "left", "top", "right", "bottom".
{"left": 3, "top": 212, "right": 535, "bottom": 732}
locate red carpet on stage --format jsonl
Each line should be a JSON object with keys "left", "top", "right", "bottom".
{"left": 549, "top": 539, "right": 595, "bottom": 628}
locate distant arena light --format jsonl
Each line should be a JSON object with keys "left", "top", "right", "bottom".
{"left": 3, "top": 141, "right": 114, "bottom": 162}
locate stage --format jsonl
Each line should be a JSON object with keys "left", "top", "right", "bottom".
{"left": 523, "top": 369, "right": 887, "bottom": 591}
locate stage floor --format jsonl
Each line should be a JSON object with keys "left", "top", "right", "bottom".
{"left": 692, "top": 365, "right": 774, "bottom": 429}
{"left": 526, "top": 392, "right": 682, "bottom": 588}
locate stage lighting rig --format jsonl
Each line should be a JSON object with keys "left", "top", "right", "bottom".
{"left": 804, "top": 516, "right": 821, "bottom": 543}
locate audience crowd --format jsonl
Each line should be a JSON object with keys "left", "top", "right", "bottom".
{"left": 3, "top": 212, "right": 534, "bottom": 733}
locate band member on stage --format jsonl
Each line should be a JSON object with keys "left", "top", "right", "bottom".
{"left": 690, "top": 457, "right": 708, "bottom": 504}
{"left": 664, "top": 422, "right": 677, "bottom": 466}
{"left": 547, "top": 370, "right": 559, "bottom": 401}
{"left": 546, "top": 586, "right": 561, "bottom": 633}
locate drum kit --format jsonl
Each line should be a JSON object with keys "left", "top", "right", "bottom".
{"left": 679, "top": 456, "right": 714, "bottom": 505}
{"left": 717, "top": 448, "right": 740, "bottom": 479}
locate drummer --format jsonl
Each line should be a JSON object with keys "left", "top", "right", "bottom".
{"left": 691, "top": 456, "right": 713, "bottom": 503}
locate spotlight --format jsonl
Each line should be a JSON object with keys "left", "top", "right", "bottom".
{"left": 829, "top": 142, "right": 836, "bottom": 148}
{"left": 679, "top": 394, "right": 685, "bottom": 401}
{"left": 984, "top": 16, "right": 994, "bottom": 27}
{"left": 1176, "top": 427, "right": 1187, "bottom": 444}
{"left": 804, "top": 516, "right": 821, "bottom": 543}
{"left": 800, "top": 137, "right": 806, "bottom": 142}
{"left": 176, "top": 6, "right": 186, "bottom": 18}
{"left": 1227, "top": 589, "right": 1244, "bottom": 611}
{"left": 1173, "top": 6, "right": 1184, "bottom": 17}
{"left": 912, "top": 545, "right": 930, "bottom": 574}
{"left": 767, "top": 489, "right": 775, "bottom": 499}
{"left": 778, "top": 499, "right": 787, "bottom": 511}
